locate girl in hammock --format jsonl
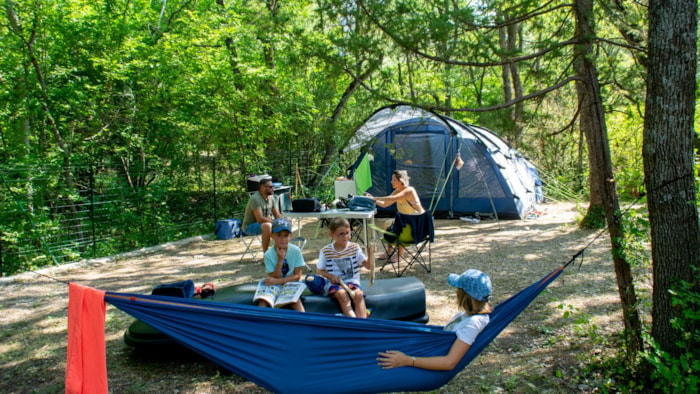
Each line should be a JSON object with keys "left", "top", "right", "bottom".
{"left": 377, "top": 269, "right": 493, "bottom": 370}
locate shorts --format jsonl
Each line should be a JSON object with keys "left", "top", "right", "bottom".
{"left": 328, "top": 282, "right": 362, "bottom": 296}
{"left": 243, "top": 222, "right": 262, "bottom": 235}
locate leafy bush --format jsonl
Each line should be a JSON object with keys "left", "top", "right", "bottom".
{"left": 641, "top": 275, "right": 700, "bottom": 393}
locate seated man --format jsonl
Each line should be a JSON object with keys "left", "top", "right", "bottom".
{"left": 242, "top": 177, "right": 282, "bottom": 252}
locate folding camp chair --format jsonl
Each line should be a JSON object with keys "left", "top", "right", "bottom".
{"left": 291, "top": 236, "right": 307, "bottom": 250}
{"left": 372, "top": 210, "right": 434, "bottom": 277}
{"left": 349, "top": 219, "right": 366, "bottom": 245}
{"left": 239, "top": 233, "right": 262, "bottom": 263}
{"left": 290, "top": 236, "right": 313, "bottom": 273}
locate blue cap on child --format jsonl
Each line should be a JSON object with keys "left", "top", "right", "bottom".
{"left": 304, "top": 275, "right": 328, "bottom": 295}
{"left": 447, "top": 269, "right": 492, "bottom": 301}
{"left": 271, "top": 218, "right": 292, "bottom": 233}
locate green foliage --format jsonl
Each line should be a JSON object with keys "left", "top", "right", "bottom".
{"left": 696, "top": 149, "right": 700, "bottom": 213}
{"left": 585, "top": 211, "right": 697, "bottom": 393}
{"left": 0, "top": 0, "right": 650, "bottom": 208}
{"left": 640, "top": 276, "right": 700, "bottom": 393}
{"left": 0, "top": 148, "right": 323, "bottom": 276}
{"left": 0, "top": 0, "right": 660, "bottom": 278}
{"left": 557, "top": 303, "right": 602, "bottom": 341}
{"left": 578, "top": 204, "right": 607, "bottom": 229}
{"left": 607, "top": 110, "right": 646, "bottom": 202}
{"left": 617, "top": 209, "right": 652, "bottom": 270}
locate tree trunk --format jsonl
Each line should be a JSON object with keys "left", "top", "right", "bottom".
{"left": 573, "top": 0, "right": 643, "bottom": 359}
{"left": 573, "top": 1, "right": 607, "bottom": 228}
{"left": 311, "top": 65, "right": 377, "bottom": 188}
{"left": 6, "top": 0, "right": 83, "bottom": 253}
{"left": 499, "top": 28, "right": 513, "bottom": 103}
{"left": 262, "top": 0, "right": 280, "bottom": 99}
{"left": 643, "top": 0, "right": 700, "bottom": 357}
{"left": 507, "top": 23, "right": 524, "bottom": 147}
{"left": 498, "top": 21, "right": 524, "bottom": 146}
{"left": 217, "top": 1, "right": 244, "bottom": 91}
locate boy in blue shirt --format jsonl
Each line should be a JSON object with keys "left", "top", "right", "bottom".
{"left": 257, "top": 218, "right": 306, "bottom": 312}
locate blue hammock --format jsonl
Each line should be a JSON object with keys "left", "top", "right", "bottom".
{"left": 105, "top": 266, "right": 565, "bottom": 394}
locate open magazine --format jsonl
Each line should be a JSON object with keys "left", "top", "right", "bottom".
{"left": 253, "top": 280, "right": 307, "bottom": 308}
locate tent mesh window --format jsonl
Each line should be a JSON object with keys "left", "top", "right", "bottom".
{"left": 458, "top": 144, "right": 506, "bottom": 199}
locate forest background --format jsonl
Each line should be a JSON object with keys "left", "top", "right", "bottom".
{"left": 0, "top": 0, "right": 659, "bottom": 274}
{"left": 0, "top": 0, "right": 698, "bottom": 391}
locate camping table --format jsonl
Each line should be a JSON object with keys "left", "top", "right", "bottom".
{"left": 282, "top": 209, "right": 376, "bottom": 276}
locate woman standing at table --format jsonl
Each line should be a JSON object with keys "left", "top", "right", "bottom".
{"left": 365, "top": 169, "right": 425, "bottom": 259}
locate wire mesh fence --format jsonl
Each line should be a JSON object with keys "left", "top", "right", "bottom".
{"left": 0, "top": 149, "right": 346, "bottom": 276}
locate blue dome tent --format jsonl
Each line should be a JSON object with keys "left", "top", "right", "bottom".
{"left": 345, "top": 105, "right": 542, "bottom": 219}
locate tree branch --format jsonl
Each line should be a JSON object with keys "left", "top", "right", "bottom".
{"left": 347, "top": 66, "right": 582, "bottom": 113}
{"left": 360, "top": 1, "right": 580, "bottom": 67}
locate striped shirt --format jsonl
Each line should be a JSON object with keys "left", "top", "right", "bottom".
{"left": 316, "top": 242, "right": 367, "bottom": 286}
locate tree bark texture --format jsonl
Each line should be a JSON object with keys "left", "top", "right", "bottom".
{"left": 507, "top": 23, "right": 524, "bottom": 147}
{"left": 643, "top": 0, "right": 700, "bottom": 357}
{"left": 498, "top": 22, "right": 524, "bottom": 147}
{"left": 573, "top": 0, "right": 643, "bottom": 357}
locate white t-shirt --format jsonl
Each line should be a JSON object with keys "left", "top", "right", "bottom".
{"left": 444, "top": 312, "right": 490, "bottom": 345}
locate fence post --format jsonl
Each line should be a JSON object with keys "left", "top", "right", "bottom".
{"left": 89, "top": 163, "right": 96, "bottom": 258}
{"left": 212, "top": 156, "right": 217, "bottom": 222}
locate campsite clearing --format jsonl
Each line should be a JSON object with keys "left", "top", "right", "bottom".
{"left": 0, "top": 201, "right": 643, "bottom": 393}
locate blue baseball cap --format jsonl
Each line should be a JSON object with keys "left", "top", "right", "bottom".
{"left": 271, "top": 218, "right": 292, "bottom": 233}
{"left": 304, "top": 275, "right": 328, "bottom": 295}
{"left": 447, "top": 269, "right": 492, "bottom": 301}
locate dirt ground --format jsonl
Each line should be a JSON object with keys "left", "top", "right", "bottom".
{"left": 0, "top": 201, "right": 645, "bottom": 393}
